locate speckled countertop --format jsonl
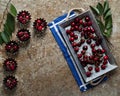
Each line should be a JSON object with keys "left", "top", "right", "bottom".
{"left": 0, "top": 0, "right": 120, "bottom": 96}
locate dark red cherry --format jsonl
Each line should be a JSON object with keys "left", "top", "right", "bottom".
{"left": 103, "top": 61, "right": 108, "bottom": 65}
{"left": 91, "top": 28, "right": 95, "bottom": 33}
{"left": 90, "top": 44, "right": 96, "bottom": 49}
{"left": 69, "top": 32, "right": 75, "bottom": 37}
{"left": 103, "top": 55, "right": 108, "bottom": 61}
{"left": 88, "top": 66, "right": 93, "bottom": 71}
{"left": 86, "top": 71, "right": 91, "bottom": 77}
{"left": 81, "top": 50, "right": 86, "bottom": 54}
{"left": 77, "top": 54, "right": 82, "bottom": 58}
{"left": 95, "top": 67, "right": 100, "bottom": 72}
{"left": 80, "top": 39, "right": 85, "bottom": 44}
{"left": 87, "top": 21, "right": 92, "bottom": 26}
{"left": 69, "top": 37, "right": 74, "bottom": 42}
{"left": 86, "top": 39, "right": 92, "bottom": 44}
{"left": 101, "top": 64, "right": 106, "bottom": 70}
{"left": 71, "top": 22, "right": 75, "bottom": 27}
{"left": 79, "top": 19, "right": 83, "bottom": 25}
{"left": 85, "top": 16, "right": 90, "bottom": 22}
{"left": 74, "top": 47, "right": 79, "bottom": 52}
{"left": 101, "top": 49, "right": 105, "bottom": 53}
{"left": 72, "top": 42, "right": 77, "bottom": 47}
{"left": 66, "top": 30, "right": 71, "bottom": 34}
{"left": 74, "top": 35, "right": 78, "bottom": 40}
{"left": 83, "top": 45, "right": 88, "bottom": 50}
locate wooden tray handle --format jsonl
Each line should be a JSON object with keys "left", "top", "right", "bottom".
{"left": 66, "top": 8, "right": 85, "bottom": 21}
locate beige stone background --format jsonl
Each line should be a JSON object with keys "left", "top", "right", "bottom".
{"left": 0, "top": 0, "right": 120, "bottom": 96}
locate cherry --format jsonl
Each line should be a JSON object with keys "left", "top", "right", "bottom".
{"left": 87, "top": 27, "right": 91, "bottom": 32}
{"left": 74, "top": 47, "right": 79, "bottom": 52}
{"left": 83, "top": 22, "right": 87, "bottom": 27}
{"left": 74, "top": 26, "right": 79, "bottom": 30}
{"left": 92, "top": 48, "right": 96, "bottom": 54}
{"left": 17, "top": 31, "right": 24, "bottom": 37}
{"left": 70, "top": 27, "right": 75, "bottom": 31}
{"left": 103, "top": 61, "right": 108, "bottom": 65}
{"left": 85, "top": 16, "right": 90, "bottom": 22}
{"left": 77, "top": 42, "right": 81, "bottom": 47}
{"left": 74, "top": 35, "right": 78, "bottom": 40}
{"left": 88, "top": 66, "right": 93, "bottom": 71}
{"left": 66, "top": 30, "right": 71, "bottom": 34}
{"left": 91, "top": 28, "right": 95, "bottom": 33}
{"left": 72, "top": 42, "right": 77, "bottom": 47}
{"left": 90, "top": 43, "right": 96, "bottom": 49}
{"left": 78, "top": 27, "right": 82, "bottom": 32}
{"left": 83, "top": 45, "right": 88, "bottom": 50}
{"left": 77, "top": 54, "right": 82, "bottom": 58}
{"left": 101, "top": 49, "right": 105, "bottom": 53}
{"left": 69, "top": 37, "right": 74, "bottom": 42}
{"left": 69, "top": 32, "right": 75, "bottom": 37}
{"left": 103, "top": 55, "right": 108, "bottom": 61}
{"left": 38, "top": 26, "right": 43, "bottom": 31}
{"left": 89, "top": 55, "right": 94, "bottom": 60}
{"left": 95, "top": 67, "right": 100, "bottom": 72}
{"left": 96, "top": 37, "right": 102, "bottom": 46}
{"left": 86, "top": 39, "right": 91, "bottom": 44}
{"left": 86, "top": 71, "right": 91, "bottom": 77}
{"left": 75, "top": 18, "right": 79, "bottom": 23}
{"left": 87, "top": 21, "right": 92, "bottom": 26}
{"left": 81, "top": 50, "right": 86, "bottom": 54}
{"left": 80, "top": 39, "right": 85, "bottom": 44}
{"left": 79, "top": 19, "right": 83, "bottom": 25}
{"left": 94, "top": 57, "right": 99, "bottom": 61}
{"left": 71, "top": 22, "right": 75, "bottom": 27}
{"left": 101, "top": 64, "right": 106, "bottom": 70}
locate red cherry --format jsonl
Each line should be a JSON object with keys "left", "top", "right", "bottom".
{"left": 92, "top": 49, "right": 96, "bottom": 53}
{"left": 70, "top": 27, "right": 75, "bottom": 31}
{"left": 78, "top": 27, "right": 82, "bottom": 32}
{"left": 22, "top": 19, "right": 26, "bottom": 24}
{"left": 91, "top": 28, "right": 95, "bottom": 33}
{"left": 74, "top": 26, "right": 79, "bottom": 30}
{"left": 66, "top": 30, "right": 71, "bottom": 34}
{"left": 26, "top": 15, "right": 29, "bottom": 19}
{"left": 77, "top": 54, "right": 82, "bottom": 58}
{"left": 85, "top": 16, "right": 90, "bottom": 22}
{"left": 94, "top": 57, "right": 99, "bottom": 61}
{"left": 38, "top": 26, "right": 43, "bottom": 31}
{"left": 79, "top": 19, "right": 83, "bottom": 25}
{"left": 90, "top": 44, "right": 96, "bottom": 48}
{"left": 18, "top": 32, "right": 24, "bottom": 37}
{"left": 77, "top": 42, "right": 81, "bottom": 47}
{"left": 72, "top": 42, "right": 77, "bottom": 47}
{"left": 81, "top": 50, "right": 86, "bottom": 54}
{"left": 87, "top": 21, "right": 92, "bottom": 26}
{"left": 37, "top": 19, "right": 41, "bottom": 23}
{"left": 6, "top": 45, "right": 11, "bottom": 50}
{"left": 86, "top": 39, "right": 91, "bottom": 44}
{"left": 74, "top": 35, "right": 78, "bottom": 40}
{"left": 75, "top": 18, "right": 79, "bottom": 23}
{"left": 22, "top": 12, "right": 26, "bottom": 16}
{"left": 86, "top": 71, "right": 91, "bottom": 77}
{"left": 83, "top": 28, "right": 87, "bottom": 32}
{"left": 103, "top": 61, "right": 108, "bottom": 65}
{"left": 87, "top": 27, "right": 91, "bottom": 31}
{"left": 83, "top": 22, "right": 87, "bottom": 27}
{"left": 69, "top": 37, "right": 74, "bottom": 42}
{"left": 71, "top": 22, "right": 75, "bottom": 27}
{"left": 88, "top": 66, "right": 93, "bottom": 71}
{"left": 69, "top": 32, "right": 75, "bottom": 37}
{"left": 89, "top": 55, "right": 94, "bottom": 60}
{"left": 74, "top": 47, "right": 79, "bottom": 52}
{"left": 103, "top": 55, "right": 108, "bottom": 60}
{"left": 83, "top": 45, "right": 88, "bottom": 50}
{"left": 80, "top": 39, "right": 85, "bottom": 44}
{"left": 95, "top": 67, "right": 100, "bottom": 72}
{"left": 19, "top": 16, "right": 23, "bottom": 21}
{"left": 101, "top": 64, "right": 106, "bottom": 70}
{"left": 13, "top": 45, "right": 18, "bottom": 51}
{"left": 101, "top": 49, "right": 105, "bottom": 53}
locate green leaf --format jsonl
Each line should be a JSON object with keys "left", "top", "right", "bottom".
{"left": 104, "top": 0, "right": 109, "bottom": 14}
{"left": 90, "top": 6, "right": 100, "bottom": 15}
{"left": 104, "top": 28, "right": 112, "bottom": 37}
{"left": 97, "top": 19, "right": 105, "bottom": 33}
{"left": 5, "top": 13, "right": 15, "bottom": 33}
{"left": 10, "top": 3, "right": 17, "bottom": 17}
{"left": 97, "top": 3, "right": 104, "bottom": 15}
{"left": 0, "top": 33, "right": 4, "bottom": 45}
{"left": 104, "top": 9, "right": 111, "bottom": 19}
{"left": 1, "top": 32, "right": 10, "bottom": 43}
{"left": 105, "top": 16, "right": 112, "bottom": 29}
{"left": 4, "top": 24, "right": 12, "bottom": 37}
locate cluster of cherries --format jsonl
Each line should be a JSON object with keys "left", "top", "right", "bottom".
{"left": 66, "top": 16, "right": 109, "bottom": 77}
{"left": 3, "top": 10, "right": 47, "bottom": 90}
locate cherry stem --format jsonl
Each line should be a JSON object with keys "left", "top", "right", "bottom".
{"left": 0, "top": 0, "right": 12, "bottom": 31}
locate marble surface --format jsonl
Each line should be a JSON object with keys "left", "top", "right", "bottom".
{"left": 0, "top": 0, "right": 120, "bottom": 96}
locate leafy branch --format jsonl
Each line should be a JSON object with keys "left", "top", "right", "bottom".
{"left": 90, "top": 0, "right": 112, "bottom": 38}
{"left": 0, "top": 0, "right": 17, "bottom": 45}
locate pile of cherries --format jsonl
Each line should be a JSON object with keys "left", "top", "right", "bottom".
{"left": 66, "top": 16, "right": 109, "bottom": 77}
